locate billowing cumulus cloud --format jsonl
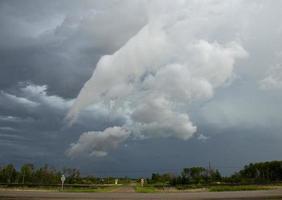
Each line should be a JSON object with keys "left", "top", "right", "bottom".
{"left": 67, "top": 127, "right": 130, "bottom": 157}
{"left": 67, "top": 0, "right": 248, "bottom": 157}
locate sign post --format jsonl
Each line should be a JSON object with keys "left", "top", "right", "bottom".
{"left": 141, "top": 178, "right": 144, "bottom": 187}
{"left": 61, "top": 175, "right": 65, "bottom": 191}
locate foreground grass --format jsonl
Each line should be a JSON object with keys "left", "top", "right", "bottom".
{"left": 135, "top": 186, "right": 156, "bottom": 193}
{"left": 61, "top": 186, "right": 118, "bottom": 193}
{"left": 135, "top": 184, "right": 276, "bottom": 193}
{"left": 209, "top": 185, "right": 273, "bottom": 192}
{"left": 0, "top": 185, "right": 119, "bottom": 193}
{"left": 1, "top": 184, "right": 280, "bottom": 193}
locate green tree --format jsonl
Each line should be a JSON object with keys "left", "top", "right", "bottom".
{"left": 0, "top": 164, "right": 17, "bottom": 183}
{"left": 20, "top": 164, "right": 34, "bottom": 184}
{"left": 210, "top": 169, "right": 222, "bottom": 182}
{"left": 181, "top": 167, "right": 206, "bottom": 184}
{"left": 63, "top": 168, "right": 81, "bottom": 184}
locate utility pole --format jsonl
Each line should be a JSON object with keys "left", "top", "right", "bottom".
{"left": 22, "top": 171, "right": 25, "bottom": 184}
{"left": 208, "top": 161, "right": 211, "bottom": 177}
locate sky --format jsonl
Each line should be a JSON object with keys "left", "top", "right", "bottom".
{"left": 1, "top": 0, "right": 282, "bottom": 177}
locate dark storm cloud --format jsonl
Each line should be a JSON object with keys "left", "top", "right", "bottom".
{"left": 0, "top": 0, "right": 145, "bottom": 169}
{"left": 0, "top": 0, "right": 146, "bottom": 97}
{"left": 0, "top": 83, "right": 125, "bottom": 168}
{"left": 1, "top": 0, "right": 282, "bottom": 177}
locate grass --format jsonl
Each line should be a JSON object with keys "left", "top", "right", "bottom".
{"left": 1, "top": 184, "right": 279, "bottom": 193}
{"left": 0, "top": 186, "right": 118, "bottom": 193}
{"left": 61, "top": 186, "right": 118, "bottom": 193}
{"left": 175, "top": 184, "right": 205, "bottom": 190}
{"left": 136, "top": 184, "right": 278, "bottom": 193}
{"left": 135, "top": 186, "right": 157, "bottom": 193}
{"left": 209, "top": 185, "right": 272, "bottom": 192}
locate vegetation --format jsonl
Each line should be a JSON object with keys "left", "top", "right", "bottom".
{"left": 209, "top": 185, "right": 271, "bottom": 192}
{"left": 62, "top": 186, "right": 118, "bottom": 193}
{"left": 148, "top": 173, "right": 174, "bottom": 185}
{"left": 227, "top": 161, "right": 282, "bottom": 184}
{"left": 0, "top": 163, "right": 130, "bottom": 185}
{"left": 170, "top": 167, "right": 221, "bottom": 186}
{"left": 1, "top": 160, "right": 282, "bottom": 193}
{"left": 148, "top": 161, "right": 282, "bottom": 187}
{"left": 135, "top": 186, "right": 156, "bottom": 193}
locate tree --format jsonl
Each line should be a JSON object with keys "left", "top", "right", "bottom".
{"left": 20, "top": 164, "right": 34, "bottom": 184}
{"left": 181, "top": 167, "right": 207, "bottom": 184}
{"left": 210, "top": 169, "right": 222, "bottom": 182}
{"left": 234, "top": 160, "right": 282, "bottom": 183}
{"left": 150, "top": 173, "right": 174, "bottom": 184}
{"left": 63, "top": 168, "right": 81, "bottom": 184}
{"left": 0, "top": 164, "right": 17, "bottom": 183}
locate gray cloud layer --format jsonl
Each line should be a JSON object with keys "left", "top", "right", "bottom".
{"left": 1, "top": 0, "right": 282, "bottom": 176}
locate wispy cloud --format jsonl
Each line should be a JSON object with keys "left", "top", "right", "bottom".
{"left": 259, "top": 65, "right": 282, "bottom": 90}
{"left": 0, "top": 126, "right": 18, "bottom": 132}
{"left": 0, "top": 83, "right": 73, "bottom": 110}
{"left": 1, "top": 92, "right": 39, "bottom": 107}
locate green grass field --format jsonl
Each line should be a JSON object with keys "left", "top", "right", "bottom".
{"left": 61, "top": 186, "right": 118, "bottom": 193}
{"left": 0, "top": 185, "right": 120, "bottom": 193}
{"left": 135, "top": 186, "right": 157, "bottom": 193}
{"left": 208, "top": 185, "right": 272, "bottom": 192}
{"left": 1, "top": 184, "right": 281, "bottom": 193}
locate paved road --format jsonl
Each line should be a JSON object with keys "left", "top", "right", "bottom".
{"left": 1, "top": 190, "right": 282, "bottom": 200}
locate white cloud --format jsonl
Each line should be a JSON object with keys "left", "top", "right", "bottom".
{"left": 21, "top": 84, "right": 74, "bottom": 109}
{"left": 259, "top": 65, "right": 282, "bottom": 90}
{"left": 197, "top": 134, "right": 209, "bottom": 141}
{"left": 131, "top": 97, "right": 196, "bottom": 140}
{"left": 0, "top": 83, "right": 74, "bottom": 112}
{"left": 67, "top": 0, "right": 248, "bottom": 156}
{"left": 66, "top": 127, "right": 130, "bottom": 157}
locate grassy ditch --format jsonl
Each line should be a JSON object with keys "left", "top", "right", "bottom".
{"left": 61, "top": 186, "right": 118, "bottom": 193}
{"left": 208, "top": 185, "right": 273, "bottom": 192}
{"left": 0, "top": 184, "right": 120, "bottom": 193}
{"left": 135, "top": 186, "right": 157, "bottom": 193}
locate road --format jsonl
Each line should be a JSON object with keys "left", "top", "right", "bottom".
{"left": 1, "top": 190, "right": 282, "bottom": 200}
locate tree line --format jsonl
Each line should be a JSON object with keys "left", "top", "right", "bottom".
{"left": 0, "top": 163, "right": 132, "bottom": 185}
{"left": 0, "top": 164, "right": 82, "bottom": 185}
{"left": 149, "top": 160, "right": 282, "bottom": 185}
{"left": 1, "top": 160, "right": 282, "bottom": 185}
{"left": 149, "top": 167, "right": 221, "bottom": 185}
{"left": 228, "top": 160, "right": 282, "bottom": 184}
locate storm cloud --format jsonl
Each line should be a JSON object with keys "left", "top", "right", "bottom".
{"left": 67, "top": 0, "right": 249, "bottom": 156}
{"left": 1, "top": 0, "right": 282, "bottom": 176}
